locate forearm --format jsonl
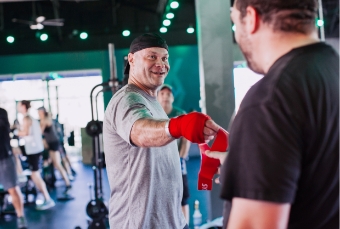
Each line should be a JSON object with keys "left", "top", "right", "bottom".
{"left": 130, "top": 118, "right": 175, "bottom": 147}
{"left": 179, "top": 138, "right": 190, "bottom": 158}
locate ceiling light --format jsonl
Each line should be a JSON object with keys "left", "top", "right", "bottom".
{"left": 163, "top": 19, "right": 171, "bottom": 26}
{"left": 40, "top": 33, "right": 48, "bottom": 41}
{"left": 316, "top": 19, "right": 324, "bottom": 27}
{"left": 187, "top": 26, "right": 194, "bottom": 34}
{"left": 166, "top": 13, "right": 175, "bottom": 19}
{"left": 6, "top": 36, "right": 14, "bottom": 43}
{"left": 122, "top": 30, "right": 130, "bottom": 37}
{"left": 170, "top": 1, "right": 179, "bottom": 9}
{"left": 80, "top": 32, "right": 88, "bottom": 39}
{"left": 36, "top": 23, "right": 44, "bottom": 30}
{"left": 160, "top": 27, "right": 167, "bottom": 33}
{"left": 36, "top": 16, "right": 45, "bottom": 23}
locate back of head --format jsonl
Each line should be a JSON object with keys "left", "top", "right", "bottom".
{"left": 20, "top": 100, "right": 31, "bottom": 110}
{"left": 235, "top": 0, "right": 318, "bottom": 34}
{"left": 0, "top": 108, "right": 10, "bottom": 128}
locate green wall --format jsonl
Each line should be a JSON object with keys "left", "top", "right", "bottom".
{"left": 0, "top": 45, "right": 200, "bottom": 112}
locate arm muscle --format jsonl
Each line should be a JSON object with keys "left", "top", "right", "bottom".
{"left": 130, "top": 119, "right": 174, "bottom": 147}
{"left": 227, "top": 198, "right": 291, "bottom": 229}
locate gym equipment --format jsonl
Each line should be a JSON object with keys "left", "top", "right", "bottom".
{"left": 84, "top": 43, "right": 122, "bottom": 229}
{"left": 198, "top": 128, "right": 229, "bottom": 190}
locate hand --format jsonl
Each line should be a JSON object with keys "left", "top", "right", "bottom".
{"left": 204, "top": 150, "right": 228, "bottom": 185}
{"left": 169, "top": 112, "right": 220, "bottom": 143}
{"left": 204, "top": 119, "right": 220, "bottom": 142}
{"left": 205, "top": 150, "right": 228, "bottom": 165}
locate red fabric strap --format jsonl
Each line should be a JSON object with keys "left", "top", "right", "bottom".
{"left": 168, "top": 112, "right": 210, "bottom": 143}
{"left": 198, "top": 128, "right": 229, "bottom": 190}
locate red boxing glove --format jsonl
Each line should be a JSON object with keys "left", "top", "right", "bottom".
{"left": 168, "top": 112, "right": 210, "bottom": 143}
{"left": 198, "top": 128, "right": 229, "bottom": 190}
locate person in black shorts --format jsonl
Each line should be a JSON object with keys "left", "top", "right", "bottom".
{"left": 38, "top": 107, "right": 72, "bottom": 194}
{"left": 0, "top": 108, "right": 27, "bottom": 229}
{"left": 205, "top": 0, "right": 339, "bottom": 228}
{"left": 157, "top": 84, "right": 191, "bottom": 224}
{"left": 16, "top": 101, "right": 55, "bottom": 210}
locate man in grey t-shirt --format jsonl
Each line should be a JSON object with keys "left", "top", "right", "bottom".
{"left": 103, "top": 33, "right": 219, "bottom": 229}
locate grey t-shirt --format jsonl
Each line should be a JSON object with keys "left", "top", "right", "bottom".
{"left": 103, "top": 84, "right": 186, "bottom": 229}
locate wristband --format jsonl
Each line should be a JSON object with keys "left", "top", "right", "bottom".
{"left": 197, "top": 128, "right": 229, "bottom": 190}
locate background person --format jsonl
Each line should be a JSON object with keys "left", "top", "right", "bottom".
{"left": 37, "top": 107, "right": 72, "bottom": 195}
{"left": 103, "top": 33, "right": 219, "bottom": 229}
{"left": 0, "top": 108, "right": 27, "bottom": 229}
{"left": 16, "top": 101, "right": 55, "bottom": 210}
{"left": 206, "top": 0, "right": 339, "bottom": 228}
{"left": 157, "top": 84, "right": 191, "bottom": 224}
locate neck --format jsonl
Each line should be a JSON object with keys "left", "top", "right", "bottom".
{"left": 257, "top": 30, "right": 319, "bottom": 74}
{"left": 128, "top": 76, "right": 157, "bottom": 97}
{"left": 164, "top": 105, "right": 173, "bottom": 114}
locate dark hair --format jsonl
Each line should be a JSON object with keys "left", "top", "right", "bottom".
{"left": 20, "top": 100, "right": 31, "bottom": 110}
{"left": 0, "top": 108, "right": 10, "bottom": 128}
{"left": 38, "top": 107, "right": 48, "bottom": 117}
{"left": 235, "top": 0, "right": 318, "bottom": 34}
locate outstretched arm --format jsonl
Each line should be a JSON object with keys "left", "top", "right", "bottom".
{"left": 130, "top": 116, "right": 219, "bottom": 148}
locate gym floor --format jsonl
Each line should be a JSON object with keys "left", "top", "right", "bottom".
{"left": 0, "top": 154, "right": 212, "bottom": 229}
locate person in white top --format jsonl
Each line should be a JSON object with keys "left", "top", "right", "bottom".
{"left": 16, "top": 100, "right": 55, "bottom": 210}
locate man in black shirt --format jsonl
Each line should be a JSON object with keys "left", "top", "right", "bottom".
{"left": 206, "top": 0, "right": 339, "bottom": 228}
{"left": 0, "top": 108, "right": 27, "bottom": 228}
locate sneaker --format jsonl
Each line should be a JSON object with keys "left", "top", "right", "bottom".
{"left": 68, "top": 175, "right": 75, "bottom": 181}
{"left": 36, "top": 199, "right": 55, "bottom": 211}
{"left": 63, "top": 185, "right": 72, "bottom": 195}
{"left": 17, "top": 216, "right": 27, "bottom": 229}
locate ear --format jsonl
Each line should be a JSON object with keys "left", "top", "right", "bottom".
{"left": 128, "top": 53, "right": 134, "bottom": 66}
{"left": 245, "top": 6, "right": 260, "bottom": 34}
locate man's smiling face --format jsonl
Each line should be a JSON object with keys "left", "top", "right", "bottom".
{"left": 130, "top": 47, "right": 170, "bottom": 90}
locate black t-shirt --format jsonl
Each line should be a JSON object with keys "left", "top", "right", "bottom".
{"left": 0, "top": 108, "right": 11, "bottom": 160}
{"left": 220, "top": 42, "right": 339, "bottom": 229}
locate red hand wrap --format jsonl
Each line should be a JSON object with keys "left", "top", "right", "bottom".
{"left": 168, "top": 112, "right": 210, "bottom": 143}
{"left": 198, "top": 128, "right": 229, "bottom": 190}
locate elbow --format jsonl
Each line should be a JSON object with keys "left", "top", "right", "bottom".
{"left": 131, "top": 135, "right": 150, "bottom": 148}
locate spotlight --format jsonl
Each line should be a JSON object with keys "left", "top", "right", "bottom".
{"left": 160, "top": 27, "right": 167, "bottom": 33}
{"left": 122, "top": 30, "right": 130, "bottom": 37}
{"left": 163, "top": 19, "right": 171, "bottom": 26}
{"left": 187, "top": 26, "right": 194, "bottom": 34}
{"left": 170, "top": 1, "right": 179, "bottom": 9}
{"left": 80, "top": 32, "right": 88, "bottom": 39}
{"left": 166, "top": 13, "right": 175, "bottom": 19}
{"left": 40, "top": 33, "right": 48, "bottom": 41}
{"left": 6, "top": 36, "right": 14, "bottom": 43}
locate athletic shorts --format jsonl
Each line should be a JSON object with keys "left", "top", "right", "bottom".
{"left": 0, "top": 155, "right": 18, "bottom": 190}
{"left": 26, "top": 153, "right": 42, "bottom": 172}
{"left": 47, "top": 141, "right": 60, "bottom": 151}
{"left": 181, "top": 174, "right": 190, "bottom": 206}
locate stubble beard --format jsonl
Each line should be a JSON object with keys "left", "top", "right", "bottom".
{"left": 238, "top": 34, "right": 264, "bottom": 75}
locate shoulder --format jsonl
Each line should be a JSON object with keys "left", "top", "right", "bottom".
{"left": 110, "top": 85, "right": 149, "bottom": 110}
{"left": 239, "top": 44, "right": 332, "bottom": 113}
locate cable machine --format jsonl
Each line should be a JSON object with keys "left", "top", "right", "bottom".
{"left": 84, "top": 43, "right": 122, "bottom": 229}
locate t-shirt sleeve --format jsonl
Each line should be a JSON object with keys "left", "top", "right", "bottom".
{"left": 111, "top": 92, "right": 154, "bottom": 146}
{"left": 220, "top": 102, "right": 302, "bottom": 203}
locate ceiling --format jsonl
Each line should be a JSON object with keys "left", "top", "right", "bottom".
{"left": 0, "top": 0, "right": 338, "bottom": 56}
